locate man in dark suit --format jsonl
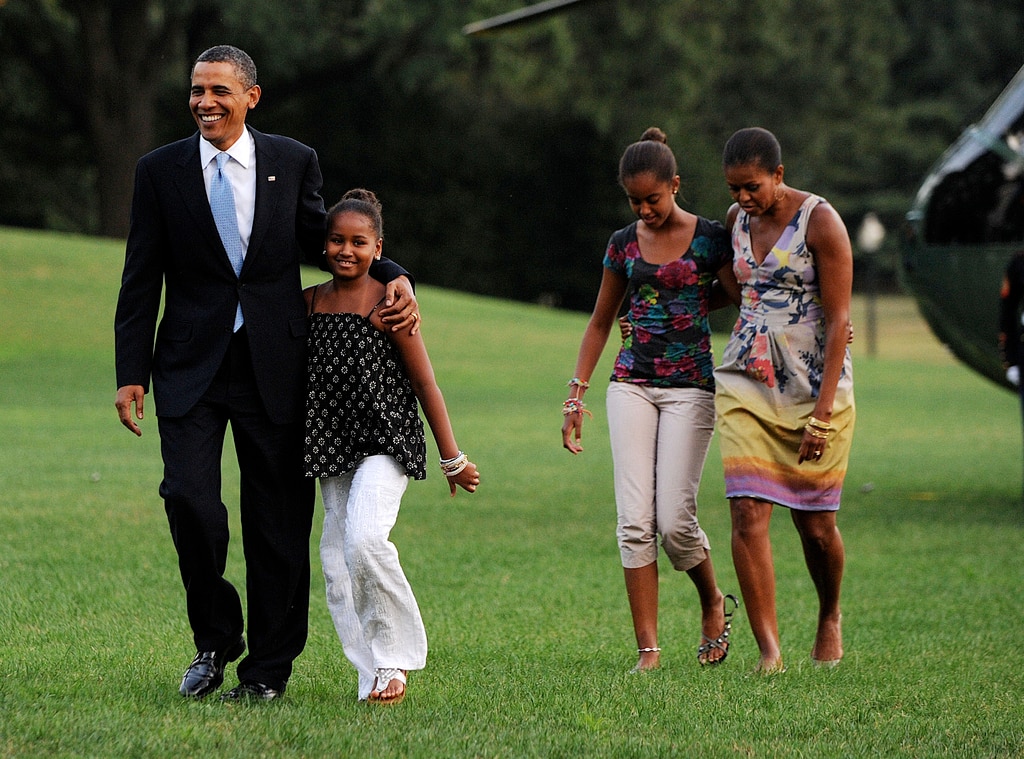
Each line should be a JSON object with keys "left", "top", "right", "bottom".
{"left": 114, "top": 45, "right": 418, "bottom": 701}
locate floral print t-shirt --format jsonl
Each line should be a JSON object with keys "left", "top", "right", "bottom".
{"left": 603, "top": 217, "right": 731, "bottom": 390}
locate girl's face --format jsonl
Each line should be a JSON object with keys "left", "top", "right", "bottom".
{"left": 324, "top": 210, "right": 381, "bottom": 279}
{"left": 622, "top": 172, "right": 680, "bottom": 230}
{"left": 724, "top": 162, "right": 785, "bottom": 217}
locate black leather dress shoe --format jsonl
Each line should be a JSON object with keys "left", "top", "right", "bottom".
{"left": 220, "top": 680, "right": 283, "bottom": 702}
{"left": 178, "top": 636, "right": 246, "bottom": 698}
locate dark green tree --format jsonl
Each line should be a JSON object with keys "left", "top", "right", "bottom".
{"left": 1, "top": 0, "right": 1022, "bottom": 307}
{"left": 0, "top": 0, "right": 203, "bottom": 235}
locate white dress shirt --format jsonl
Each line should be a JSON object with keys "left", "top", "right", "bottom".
{"left": 199, "top": 128, "right": 256, "bottom": 256}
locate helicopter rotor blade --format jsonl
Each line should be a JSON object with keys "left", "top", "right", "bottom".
{"left": 463, "top": 0, "right": 597, "bottom": 36}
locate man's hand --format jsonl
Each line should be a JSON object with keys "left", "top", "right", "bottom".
{"left": 378, "top": 276, "right": 420, "bottom": 335}
{"left": 116, "top": 385, "right": 146, "bottom": 436}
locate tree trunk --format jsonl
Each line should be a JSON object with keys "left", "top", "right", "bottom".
{"left": 74, "top": 1, "right": 164, "bottom": 239}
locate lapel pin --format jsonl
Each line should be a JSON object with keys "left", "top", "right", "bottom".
{"left": 268, "top": 176, "right": 276, "bottom": 182}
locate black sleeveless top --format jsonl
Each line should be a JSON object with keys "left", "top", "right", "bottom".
{"left": 303, "top": 287, "right": 426, "bottom": 479}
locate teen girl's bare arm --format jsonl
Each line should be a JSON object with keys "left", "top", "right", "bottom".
{"left": 386, "top": 322, "right": 480, "bottom": 496}
{"left": 563, "top": 268, "right": 628, "bottom": 454}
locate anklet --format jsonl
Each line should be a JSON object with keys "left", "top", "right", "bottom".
{"left": 637, "top": 647, "right": 661, "bottom": 653}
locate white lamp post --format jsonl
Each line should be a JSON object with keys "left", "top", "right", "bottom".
{"left": 856, "top": 212, "right": 886, "bottom": 357}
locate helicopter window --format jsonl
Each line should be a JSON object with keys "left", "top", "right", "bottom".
{"left": 925, "top": 119, "right": 1024, "bottom": 245}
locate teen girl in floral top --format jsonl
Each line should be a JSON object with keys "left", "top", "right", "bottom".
{"left": 606, "top": 217, "right": 729, "bottom": 388}
{"left": 562, "top": 128, "right": 738, "bottom": 673}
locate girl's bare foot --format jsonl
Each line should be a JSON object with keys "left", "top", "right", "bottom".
{"left": 698, "top": 593, "right": 738, "bottom": 666}
{"left": 631, "top": 647, "right": 661, "bottom": 673}
{"left": 753, "top": 656, "right": 786, "bottom": 675}
{"left": 368, "top": 668, "right": 407, "bottom": 704}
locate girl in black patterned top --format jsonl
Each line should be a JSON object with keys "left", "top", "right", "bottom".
{"left": 303, "top": 189, "right": 480, "bottom": 705}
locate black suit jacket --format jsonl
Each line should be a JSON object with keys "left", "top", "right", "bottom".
{"left": 115, "top": 127, "right": 404, "bottom": 424}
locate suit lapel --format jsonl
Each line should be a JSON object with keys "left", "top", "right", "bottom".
{"left": 247, "top": 128, "right": 282, "bottom": 271}
{"left": 173, "top": 134, "right": 233, "bottom": 267}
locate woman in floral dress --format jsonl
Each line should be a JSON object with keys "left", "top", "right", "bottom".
{"left": 715, "top": 127, "right": 855, "bottom": 674}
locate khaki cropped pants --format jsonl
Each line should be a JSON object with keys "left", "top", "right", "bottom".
{"left": 606, "top": 383, "right": 716, "bottom": 571}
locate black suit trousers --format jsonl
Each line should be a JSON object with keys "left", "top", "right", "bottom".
{"left": 157, "top": 328, "right": 314, "bottom": 690}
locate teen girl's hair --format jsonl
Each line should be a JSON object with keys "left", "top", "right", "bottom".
{"left": 327, "top": 188, "right": 383, "bottom": 238}
{"left": 618, "top": 127, "right": 677, "bottom": 185}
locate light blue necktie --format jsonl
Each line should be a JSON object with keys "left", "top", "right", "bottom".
{"left": 210, "top": 152, "right": 244, "bottom": 332}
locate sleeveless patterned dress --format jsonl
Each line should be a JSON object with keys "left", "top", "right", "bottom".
{"left": 714, "top": 194, "right": 855, "bottom": 510}
{"left": 303, "top": 292, "right": 426, "bottom": 480}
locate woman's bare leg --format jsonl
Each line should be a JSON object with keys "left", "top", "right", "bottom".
{"left": 730, "top": 497, "right": 783, "bottom": 673}
{"left": 791, "top": 509, "right": 845, "bottom": 664}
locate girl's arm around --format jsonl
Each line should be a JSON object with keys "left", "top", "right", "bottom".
{"left": 711, "top": 205, "right": 741, "bottom": 309}
{"left": 386, "top": 322, "right": 480, "bottom": 496}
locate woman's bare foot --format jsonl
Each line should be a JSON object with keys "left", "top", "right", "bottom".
{"left": 811, "top": 612, "right": 843, "bottom": 665}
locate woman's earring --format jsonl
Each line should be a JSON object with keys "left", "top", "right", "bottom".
{"left": 322, "top": 249, "right": 327, "bottom": 256}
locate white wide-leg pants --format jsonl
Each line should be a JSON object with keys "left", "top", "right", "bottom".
{"left": 319, "top": 455, "right": 428, "bottom": 700}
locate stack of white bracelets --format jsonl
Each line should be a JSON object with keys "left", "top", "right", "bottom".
{"left": 439, "top": 451, "right": 469, "bottom": 478}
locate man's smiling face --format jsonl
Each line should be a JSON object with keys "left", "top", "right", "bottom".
{"left": 189, "top": 60, "right": 261, "bottom": 150}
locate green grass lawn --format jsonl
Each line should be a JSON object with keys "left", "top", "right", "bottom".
{"left": 1, "top": 226, "right": 1022, "bottom": 758}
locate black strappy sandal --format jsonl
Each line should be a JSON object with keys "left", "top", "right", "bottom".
{"left": 698, "top": 594, "right": 740, "bottom": 666}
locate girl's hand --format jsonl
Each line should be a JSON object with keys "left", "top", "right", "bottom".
{"left": 447, "top": 460, "right": 480, "bottom": 496}
{"left": 562, "top": 413, "right": 585, "bottom": 454}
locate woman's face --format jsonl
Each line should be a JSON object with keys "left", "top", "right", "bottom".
{"left": 324, "top": 210, "right": 382, "bottom": 280}
{"left": 622, "top": 172, "right": 679, "bottom": 230}
{"left": 724, "top": 162, "right": 784, "bottom": 217}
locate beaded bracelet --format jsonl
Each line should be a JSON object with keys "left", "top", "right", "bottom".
{"left": 562, "top": 397, "right": 593, "bottom": 417}
{"left": 567, "top": 377, "right": 590, "bottom": 390}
